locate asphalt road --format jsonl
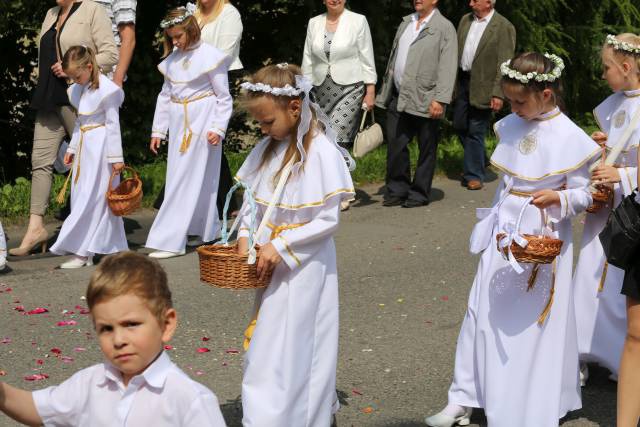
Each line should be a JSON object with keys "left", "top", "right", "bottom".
{"left": 0, "top": 175, "right": 616, "bottom": 426}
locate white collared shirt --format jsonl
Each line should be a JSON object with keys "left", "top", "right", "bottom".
{"left": 394, "top": 11, "right": 435, "bottom": 90}
{"left": 33, "top": 352, "right": 227, "bottom": 426}
{"left": 460, "top": 9, "right": 495, "bottom": 71}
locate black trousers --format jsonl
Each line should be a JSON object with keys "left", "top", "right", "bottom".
{"left": 384, "top": 95, "right": 440, "bottom": 203}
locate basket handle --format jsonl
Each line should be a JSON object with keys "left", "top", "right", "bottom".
{"left": 220, "top": 180, "right": 257, "bottom": 250}
{"left": 108, "top": 166, "right": 136, "bottom": 191}
{"left": 498, "top": 196, "right": 536, "bottom": 274}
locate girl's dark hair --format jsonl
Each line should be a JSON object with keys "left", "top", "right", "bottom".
{"left": 501, "top": 52, "right": 565, "bottom": 109}
{"left": 62, "top": 45, "right": 100, "bottom": 90}
{"left": 162, "top": 9, "right": 201, "bottom": 57}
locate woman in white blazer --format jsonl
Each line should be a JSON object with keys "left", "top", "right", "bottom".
{"left": 302, "top": 0, "right": 376, "bottom": 150}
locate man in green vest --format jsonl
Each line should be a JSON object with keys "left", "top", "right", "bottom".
{"left": 453, "top": 0, "right": 515, "bottom": 191}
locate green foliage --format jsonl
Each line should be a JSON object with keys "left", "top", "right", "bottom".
{"left": 1, "top": 0, "right": 639, "bottom": 186}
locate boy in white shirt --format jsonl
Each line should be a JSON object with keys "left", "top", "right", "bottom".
{"left": 0, "top": 252, "right": 227, "bottom": 426}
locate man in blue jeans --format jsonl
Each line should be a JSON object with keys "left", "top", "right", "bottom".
{"left": 453, "top": 0, "right": 515, "bottom": 190}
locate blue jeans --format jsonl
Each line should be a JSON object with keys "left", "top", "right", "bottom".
{"left": 453, "top": 73, "right": 492, "bottom": 183}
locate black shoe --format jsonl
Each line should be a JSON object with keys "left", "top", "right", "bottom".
{"left": 382, "top": 196, "right": 406, "bottom": 207}
{"left": 402, "top": 199, "right": 429, "bottom": 208}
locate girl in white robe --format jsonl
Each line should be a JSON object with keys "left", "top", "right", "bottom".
{"left": 235, "top": 64, "right": 354, "bottom": 427}
{"left": 573, "top": 34, "right": 640, "bottom": 384}
{"left": 0, "top": 221, "right": 7, "bottom": 273}
{"left": 146, "top": 6, "right": 233, "bottom": 258}
{"left": 51, "top": 46, "right": 127, "bottom": 269}
{"left": 426, "top": 53, "right": 600, "bottom": 427}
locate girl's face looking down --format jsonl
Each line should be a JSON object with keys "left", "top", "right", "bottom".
{"left": 249, "top": 97, "right": 301, "bottom": 141}
{"left": 66, "top": 64, "right": 92, "bottom": 86}
{"left": 166, "top": 27, "right": 189, "bottom": 51}
{"left": 503, "top": 83, "right": 555, "bottom": 121}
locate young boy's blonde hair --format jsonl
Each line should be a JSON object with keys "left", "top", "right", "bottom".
{"left": 87, "top": 252, "right": 173, "bottom": 324}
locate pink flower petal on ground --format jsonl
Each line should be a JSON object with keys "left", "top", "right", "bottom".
{"left": 50, "top": 348, "right": 62, "bottom": 355}
{"left": 1, "top": 338, "right": 11, "bottom": 344}
{"left": 440, "top": 296, "right": 449, "bottom": 302}
{"left": 56, "top": 320, "right": 77, "bottom": 327}
{"left": 164, "top": 345, "right": 173, "bottom": 350}
{"left": 225, "top": 348, "right": 240, "bottom": 354}
{"left": 201, "top": 337, "right": 210, "bottom": 341}
{"left": 14, "top": 305, "right": 25, "bottom": 312}
{"left": 27, "top": 307, "right": 48, "bottom": 315}
{"left": 24, "top": 374, "right": 49, "bottom": 381}
{"left": 0, "top": 370, "right": 6, "bottom": 376}
{"left": 352, "top": 388, "right": 363, "bottom": 396}
{"left": 196, "top": 347, "right": 210, "bottom": 353}
{"left": 79, "top": 309, "right": 90, "bottom": 315}
{"left": 194, "top": 370, "right": 205, "bottom": 376}
{"left": 36, "top": 359, "right": 44, "bottom": 365}
{"left": 73, "top": 347, "right": 86, "bottom": 352}
{"left": 61, "top": 356, "right": 74, "bottom": 363}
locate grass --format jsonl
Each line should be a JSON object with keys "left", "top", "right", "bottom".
{"left": 0, "top": 135, "right": 488, "bottom": 221}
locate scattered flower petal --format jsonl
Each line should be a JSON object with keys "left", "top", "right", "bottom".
{"left": 196, "top": 347, "right": 210, "bottom": 353}
{"left": 50, "top": 348, "right": 62, "bottom": 355}
{"left": 56, "top": 320, "right": 78, "bottom": 327}
{"left": 73, "top": 347, "right": 87, "bottom": 352}
{"left": 61, "top": 356, "right": 74, "bottom": 363}
{"left": 362, "top": 406, "right": 374, "bottom": 414}
{"left": 440, "top": 296, "right": 449, "bottom": 302}
{"left": 27, "top": 307, "right": 48, "bottom": 315}
{"left": 194, "top": 370, "right": 205, "bottom": 376}
{"left": 201, "top": 337, "right": 210, "bottom": 341}
{"left": 13, "top": 305, "right": 25, "bottom": 312}
{"left": 1, "top": 338, "right": 11, "bottom": 344}
{"left": 24, "top": 374, "right": 49, "bottom": 381}
{"left": 36, "top": 359, "right": 44, "bottom": 365}
{"left": 164, "top": 345, "right": 174, "bottom": 350}
{"left": 225, "top": 348, "right": 239, "bottom": 354}
{"left": 352, "top": 388, "right": 363, "bottom": 396}
{"left": 0, "top": 370, "right": 6, "bottom": 376}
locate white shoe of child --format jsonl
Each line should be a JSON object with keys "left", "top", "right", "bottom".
{"left": 580, "top": 362, "right": 589, "bottom": 387}
{"left": 425, "top": 405, "right": 471, "bottom": 427}
{"left": 0, "top": 257, "right": 7, "bottom": 274}
{"left": 60, "top": 256, "right": 93, "bottom": 269}
{"left": 148, "top": 250, "right": 185, "bottom": 259}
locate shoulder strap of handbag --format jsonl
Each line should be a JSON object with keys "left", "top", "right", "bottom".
{"left": 590, "top": 105, "right": 640, "bottom": 172}
{"left": 358, "top": 109, "right": 375, "bottom": 132}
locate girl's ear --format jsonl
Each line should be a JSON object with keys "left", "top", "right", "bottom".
{"left": 289, "top": 99, "right": 302, "bottom": 118}
{"left": 622, "top": 60, "right": 633, "bottom": 75}
{"left": 541, "top": 88, "right": 554, "bottom": 104}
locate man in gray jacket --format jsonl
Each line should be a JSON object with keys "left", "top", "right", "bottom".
{"left": 376, "top": 0, "right": 457, "bottom": 208}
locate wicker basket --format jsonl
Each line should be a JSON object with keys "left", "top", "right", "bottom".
{"left": 496, "top": 197, "right": 563, "bottom": 264}
{"left": 586, "top": 185, "right": 613, "bottom": 213}
{"left": 106, "top": 166, "right": 143, "bottom": 216}
{"left": 197, "top": 244, "right": 271, "bottom": 289}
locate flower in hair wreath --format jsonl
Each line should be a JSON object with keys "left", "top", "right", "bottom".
{"left": 500, "top": 53, "right": 565, "bottom": 84}
{"left": 240, "top": 81, "right": 303, "bottom": 97}
{"left": 160, "top": 2, "right": 197, "bottom": 29}
{"left": 605, "top": 34, "right": 640, "bottom": 55}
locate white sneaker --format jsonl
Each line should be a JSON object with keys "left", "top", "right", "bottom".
{"left": 425, "top": 407, "right": 472, "bottom": 427}
{"left": 580, "top": 362, "right": 589, "bottom": 387}
{"left": 60, "top": 256, "right": 93, "bottom": 269}
{"left": 0, "top": 258, "right": 7, "bottom": 274}
{"left": 187, "top": 238, "right": 204, "bottom": 247}
{"left": 148, "top": 250, "right": 185, "bottom": 259}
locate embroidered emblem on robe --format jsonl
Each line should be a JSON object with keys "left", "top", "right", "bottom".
{"left": 518, "top": 134, "right": 537, "bottom": 155}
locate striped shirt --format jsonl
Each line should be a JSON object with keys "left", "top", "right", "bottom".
{"left": 94, "top": 0, "right": 137, "bottom": 46}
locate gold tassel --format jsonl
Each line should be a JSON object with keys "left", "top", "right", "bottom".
{"left": 527, "top": 264, "right": 540, "bottom": 292}
{"left": 56, "top": 171, "right": 72, "bottom": 204}
{"left": 243, "top": 314, "right": 258, "bottom": 351}
{"left": 537, "top": 260, "right": 557, "bottom": 325}
{"left": 598, "top": 261, "right": 608, "bottom": 292}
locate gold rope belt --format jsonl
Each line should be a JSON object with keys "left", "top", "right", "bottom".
{"left": 243, "top": 221, "right": 309, "bottom": 351}
{"left": 56, "top": 124, "right": 105, "bottom": 204}
{"left": 170, "top": 91, "right": 214, "bottom": 153}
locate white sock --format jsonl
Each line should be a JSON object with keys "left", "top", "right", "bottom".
{"left": 442, "top": 403, "right": 467, "bottom": 417}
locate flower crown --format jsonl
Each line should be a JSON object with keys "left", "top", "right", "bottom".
{"left": 160, "top": 2, "right": 196, "bottom": 29}
{"left": 606, "top": 34, "right": 640, "bottom": 55}
{"left": 500, "top": 53, "right": 565, "bottom": 84}
{"left": 239, "top": 64, "right": 304, "bottom": 97}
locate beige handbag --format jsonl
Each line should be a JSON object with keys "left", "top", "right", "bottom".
{"left": 353, "top": 109, "right": 383, "bottom": 158}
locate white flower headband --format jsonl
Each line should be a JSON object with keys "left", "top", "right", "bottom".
{"left": 239, "top": 64, "right": 304, "bottom": 97}
{"left": 160, "top": 2, "right": 196, "bottom": 29}
{"left": 606, "top": 34, "right": 640, "bottom": 55}
{"left": 500, "top": 53, "right": 565, "bottom": 84}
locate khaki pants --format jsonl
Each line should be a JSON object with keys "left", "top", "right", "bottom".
{"left": 30, "top": 106, "right": 76, "bottom": 215}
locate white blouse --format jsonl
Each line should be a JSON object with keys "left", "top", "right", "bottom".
{"left": 200, "top": 3, "right": 243, "bottom": 71}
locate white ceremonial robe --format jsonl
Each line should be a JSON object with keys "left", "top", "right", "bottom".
{"left": 448, "top": 110, "right": 601, "bottom": 427}
{"left": 574, "top": 89, "right": 640, "bottom": 375}
{"left": 235, "top": 133, "right": 354, "bottom": 427}
{"left": 0, "top": 220, "right": 6, "bottom": 263}
{"left": 146, "top": 42, "right": 233, "bottom": 252}
{"left": 51, "top": 74, "right": 127, "bottom": 257}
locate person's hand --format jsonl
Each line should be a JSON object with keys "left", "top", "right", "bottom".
{"left": 112, "top": 162, "right": 124, "bottom": 173}
{"left": 428, "top": 100, "right": 444, "bottom": 119}
{"left": 150, "top": 137, "right": 162, "bottom": 154}
{"left": 256, "top": 242, "right": 282, "bottom": 281}
{"left": 362, "top": 93, "right": 375, "bottom": 112}
{"left": 207, "top": 131, "right": 221, "bottom": 145}
{"left": 112, "top": 73, "right": 124, "bottom": 88}
{"left": 490, "top": 97, "right": 504, "bottom": 112}
{"left": 592, "top": 164, "right": 621, "bottom": 184}
{"left": 51, "top": 61, "right": 67, "bottom": 79}
{"left": 63, "top": 152, "right": 74, "bottom": 165}
{"left": 591, "top": 131, "right": 608, "bottom": 147}
{"left": 237, "top": 237, "right": 249, "bottom": 255}
{"left": 531, "top": 189, "right": 561, "bottom": 209}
